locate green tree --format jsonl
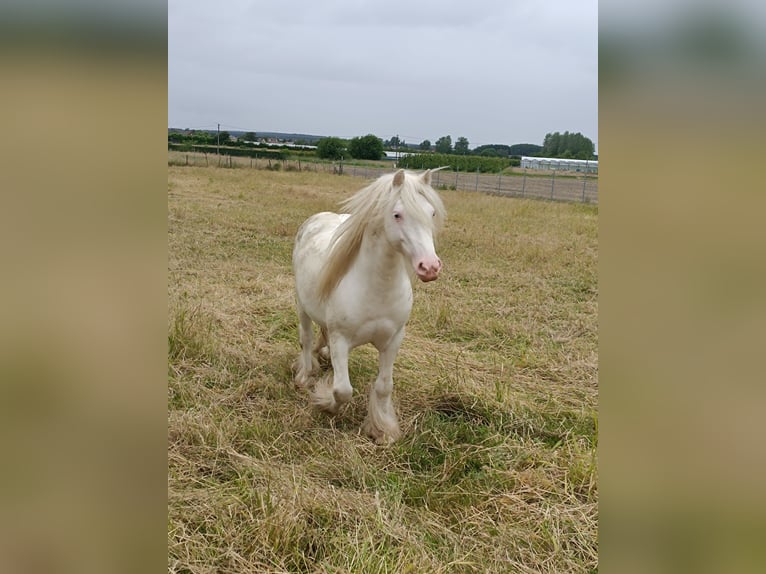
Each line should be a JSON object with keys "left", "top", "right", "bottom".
{"left": 348, "top": 134, "right": 384, "bottom": 160}
{"left": 193, "top": 131, "right": 216, "bottom": 145}
{"left": 474, "top": 144, "right": 510, "bottom": 157}
{"left": 454, "top": 136, "right": 470, "bottom": 155}
{"left": 316, "top": 137, "right": 347, "bottom": 160}
{"left": 508, "top": 143, "right": 542, "bottom": 156}
{"left": 242, "top": 132, "right": 257, "bottom": 142}
{"left": 385, "top": 135, "right": 404, "bottom": 149}
{"left": 419, "top": 139, "right": 431, "bottom": 151}
{"left": 435, "top": 135, "right": 452, "bottom": 154}
{"left": 541, "top": 131, "right": 594, "bottom": 159}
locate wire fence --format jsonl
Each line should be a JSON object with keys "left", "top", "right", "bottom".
{"left": 168, "top": 151, "right": 598, "bottom": 205}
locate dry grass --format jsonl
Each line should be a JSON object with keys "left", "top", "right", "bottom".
{"left": 168, "top": 164, "right": 598, "bottom": 573}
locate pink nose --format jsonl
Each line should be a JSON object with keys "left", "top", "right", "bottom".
{"left": 416, "top": 257, "right": 442, "bottom": 282}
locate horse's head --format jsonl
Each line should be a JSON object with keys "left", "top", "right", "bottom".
{"left": 385, "top": 169, "right": 446, "bottom": 282}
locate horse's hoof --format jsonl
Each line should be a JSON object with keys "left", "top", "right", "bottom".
{"left": 373, "top": 434, "right": 397, "bottom": 446}
{"left": 310, "top": 377, "right": 341, "bottom": 414}
{"left": 293, "top": 370, "right": 311, "bottom": 389}
{"left": 362, "top": 418, "right": 401, "bottom": 445}
{"left": 310, "top": 396, "right": 341, "bottom": 415}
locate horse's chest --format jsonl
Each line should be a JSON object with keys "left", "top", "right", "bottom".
{"left": 352, "top": 316, "right": 406, "bottom": 348}
{"left": 332, "top": 292, "right": 413, "bottom": 349}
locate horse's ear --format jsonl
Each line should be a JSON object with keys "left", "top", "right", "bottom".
{"left": 393, "top": 169, "right": 405, "bottom": 187}
{"left": 422, "top": 165, "right": 449, "bottom": 185}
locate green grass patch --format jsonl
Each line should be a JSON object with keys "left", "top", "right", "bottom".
{"left": 168, "top": 166, "right": 598, "bottom": 573}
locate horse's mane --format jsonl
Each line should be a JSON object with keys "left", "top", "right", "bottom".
{"left": 317, "top": 169, "right": 446, "bottom": 301}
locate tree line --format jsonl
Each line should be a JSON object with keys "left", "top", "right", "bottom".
{"left": 168, "top": 130, "right": 595, "bottom": 161}
{"left": 312, "top": 132, "right": 594, "bottom": 161}
{"left": 315, "top": 132, "right": 594, "bottom": 161}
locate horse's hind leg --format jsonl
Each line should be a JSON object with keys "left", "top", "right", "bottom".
{"left": 310, "top": 334, "right": 352, "bottom": 414}
{"left": 363, "top": 328, "right": 404, "bottom": 445}
{"left": 293, "top": 308, "right": 318, "bottom": 389}
{"left": 313, "top": 326, "right": 330, "bottom": 365}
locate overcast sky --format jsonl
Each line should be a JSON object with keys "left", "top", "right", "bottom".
{"left": 168, "top": 0, "right": 597, "bottom": 150}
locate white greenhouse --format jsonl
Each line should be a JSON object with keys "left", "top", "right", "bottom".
{"left": 521, "top": 156, "right": 598, "bottom": 174}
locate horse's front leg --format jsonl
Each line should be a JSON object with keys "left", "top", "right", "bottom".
{"left": 363, "top": 328, "right": 404, "bottom": 445}
{"left": 293, "top": 308, "right": 318, "bottom": 389}
{"left": 310, "top": 333, "right": 352, "bottom": 414}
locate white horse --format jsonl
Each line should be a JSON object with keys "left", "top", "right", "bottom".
{"left": 292, "top": 169, "right": 446, "bottom": 444}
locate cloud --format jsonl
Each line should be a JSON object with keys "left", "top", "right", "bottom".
{"left": 169, "top": 0, "right": 598, "bottom": 146}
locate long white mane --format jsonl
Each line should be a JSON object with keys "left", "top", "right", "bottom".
{"left": 317, "top": 170, "right": 446, "bottom": 300}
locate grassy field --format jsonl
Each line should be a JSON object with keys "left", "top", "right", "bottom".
{"left": 168, "top": 165, "right": 598, "bottom": 573}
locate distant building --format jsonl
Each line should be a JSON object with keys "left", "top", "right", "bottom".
{"left": 383, "top": 150, "right": 423, "bottom": 161}
{"left": 521, "top": 156, "right": 598, "bottom": 174}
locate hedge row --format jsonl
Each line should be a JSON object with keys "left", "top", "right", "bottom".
{"left": 168, "top": 143, "right": 289, "bottom": 160}
{"left": 397, "top": 153, "right": 514, "bottom": 173}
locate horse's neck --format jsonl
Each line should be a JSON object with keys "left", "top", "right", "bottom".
{"left": 353, "top": 229, "right": 409, "bottom": 286}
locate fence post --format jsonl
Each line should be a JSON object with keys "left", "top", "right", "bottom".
{"left": 550, "top": 171, "right": 555, "bottom": 200}
{"left": 475, "top": 168, "right": 479, "bottom": 192}
{"left": 435, "top": 171, "right": 440, "bottom": 187}
{"left": 581, "top": 176, "right": 587, "bottom": 202}
{"left": 522, "top": 169, "right": 526, "bottom": 197}
{"left": 185, "top": 154, "right": 188, "bottom": 166}
{"left": 454, "top": 168, "right": 458, "bottom": 189}
{"left": 497, "top": 172, "right": 501, "bottom": 193}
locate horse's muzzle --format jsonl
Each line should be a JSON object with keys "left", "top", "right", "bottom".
{"left": 416, "top": 257, "right": 442, "bottom": 282}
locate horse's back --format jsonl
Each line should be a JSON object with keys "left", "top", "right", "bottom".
{"left": 294, "top": 212, "right": 347, "bottom": 263}
{"left": 293, "top": 212, "right": 348, "bottom": 316}
{"left": 295, "top": 212, "right": 346, "bottom": 246}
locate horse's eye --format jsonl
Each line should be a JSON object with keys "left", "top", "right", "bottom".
{"left": 394, "top": 213, "right": 401, "bottom": 220}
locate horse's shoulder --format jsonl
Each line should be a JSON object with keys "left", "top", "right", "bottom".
{"left": 306, "top": 211, "right": 338, "bottom": 222}
{"left": 297, "top": 211, "right": 340, "bottom": 235}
